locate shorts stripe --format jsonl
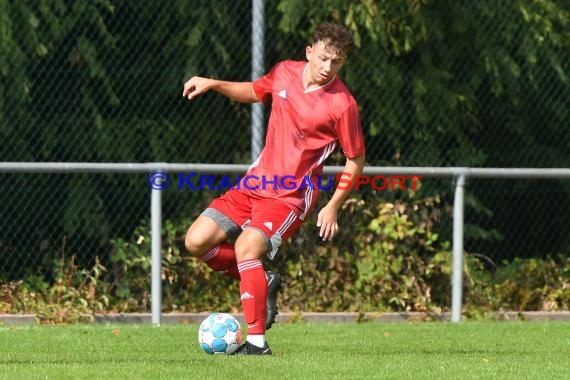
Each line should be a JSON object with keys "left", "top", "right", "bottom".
{"left": 276, "top": 211, "right": 297, "bottom": 236}
{"left": 300, "top": 184, "right": 313, "bottom": 220}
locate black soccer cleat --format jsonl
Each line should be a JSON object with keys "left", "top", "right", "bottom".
{"left": 265, "top": 270, "right": 281, "bottom": 330}
{"left": 233, "top": 341, "right": 273, "bottom": 355}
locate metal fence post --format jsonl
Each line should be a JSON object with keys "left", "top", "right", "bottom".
{"left": 151, "top": 187, "right": 162, "bottom": 325}
{"left": 451, "top": 173, "right": 466, "bottom": 322}
{"left": 251, "top": 0, "right": 265, "bottom": 160}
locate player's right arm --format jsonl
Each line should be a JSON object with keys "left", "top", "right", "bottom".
{"left": 182, "top": 77, "right": 259, "bottom": 103}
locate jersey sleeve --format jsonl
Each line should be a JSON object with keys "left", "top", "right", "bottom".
{"left": 252, "top": 62, "right": 281, "bottom": 102}
{"left": 336, "top": 102, "right": 365, "bottom": 158}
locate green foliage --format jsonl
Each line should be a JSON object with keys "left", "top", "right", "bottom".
{"left": 0, "top": 254, "right": 108, "bottom": 324}
{"left": 105, "top": 218, "right": 240, "bottom": 313}
{"left": 99, "top": 193, "right": 569, "bottom": 315}
{"left": 273, "top": 193, "right": 453, "bottom": 313}
{"left": 465, "top": 254, "right": 570, "bottom": 317}
{"left": 1, "top": 193, "right": 568, "bottom": 318}
{"left": 354, "top": 198, "right": 453, "bottom": 311}
{"left": 277, "top": 0, "right": 569, "bottom": 167}
{"left": 1, "top": 0, "right": 569, "bottom": 311}
{"left": 271, "top": 0, "right": 570, "bottom": 261}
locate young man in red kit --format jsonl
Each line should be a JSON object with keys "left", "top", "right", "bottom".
{"left": 182, "top": 22, "right": 365, "bottom": 355}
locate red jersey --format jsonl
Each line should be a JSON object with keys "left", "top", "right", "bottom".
{"left": 242, "top": 60, "right": 365, "bottom": 218}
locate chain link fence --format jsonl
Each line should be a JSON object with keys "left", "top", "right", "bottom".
{"left": 1, "top": 1, "right": 568, "bottom": 302}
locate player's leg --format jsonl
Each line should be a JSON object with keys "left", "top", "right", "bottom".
{"left": 186, "top": 189, "right": 256, "bottom": 278}
{"left": 185, "top": 214, "right": 240, "bottom": 278}
{"left": 234, "top": 200, "right": 304, "bottom": 355}
{"left": 233, "top": 227, "right": 273, "bottom": 354}
{"left": 185, "top": 214, "right": 230, "bottom": 257}
{"left": 259, "top": 198, "right": 313, "bottom": 331}
{"left": 185, "top": 192, "right": 250, "bottom": 279}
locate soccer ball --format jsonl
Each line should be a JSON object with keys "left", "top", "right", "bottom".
{"left": 198, "top": 313, "right": 243, "bottom": 355}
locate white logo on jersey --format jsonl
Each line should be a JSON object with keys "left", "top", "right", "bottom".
{"left": 278, "top": 90, "right": 287, "bottom": 99}
{"left": 263, "top": 222, "right": 273, "bottom": 231}
{"left": 240, "top": 292, "right": 254, "bottom": 300}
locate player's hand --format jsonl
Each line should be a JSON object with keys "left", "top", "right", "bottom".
{"left": 316, "top": 204, "right": 339, "bottom": 241}
{"left": 182, "top": 76, "right": 211, "bottom": 100}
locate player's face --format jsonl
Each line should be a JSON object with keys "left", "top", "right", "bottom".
{"left": 305, "top": 41, "right": 346, "bottom": 86}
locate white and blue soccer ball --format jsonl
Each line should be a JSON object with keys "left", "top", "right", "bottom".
{"left": 198, "top": 313, "right": 243, "bottom": 355}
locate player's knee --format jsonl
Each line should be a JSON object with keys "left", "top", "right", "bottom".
{"left": 185, "top": 230, "right": 206, "bottom": 256}
{"left": 234, "top": 230, "right": 267, "bottom": 262}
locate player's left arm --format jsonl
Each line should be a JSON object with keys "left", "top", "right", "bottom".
{"left": 317, "top": 154, "right": 365, "bottom": 241}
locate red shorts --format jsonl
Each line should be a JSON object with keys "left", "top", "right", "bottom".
{"left": 205, "top": 189, "right": 305, "bottom": 259}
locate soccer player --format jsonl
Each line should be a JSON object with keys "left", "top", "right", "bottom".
{"left": 182, "top": 22, "right": 365, "bottom": 355}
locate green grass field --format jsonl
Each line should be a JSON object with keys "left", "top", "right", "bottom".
{"left": 1, "top": 321, "right": 569, "bottom": 379}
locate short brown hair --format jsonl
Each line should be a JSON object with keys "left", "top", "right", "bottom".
{"left": 312, "top": 22, "right": 354, "bottom": 58}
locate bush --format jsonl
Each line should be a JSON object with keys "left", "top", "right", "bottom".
{"left": 465, "top": 255, "right": 570, "bottom": 317}
{"left": 1, "top": 192, "right": 568, "bottom": 321}
{"left": 0, "top": 255, "right": 107, "bottom": 324}
{"left": 274, "top": 195, "right": 453, "bottom": 313}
